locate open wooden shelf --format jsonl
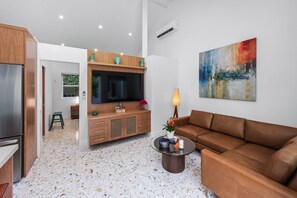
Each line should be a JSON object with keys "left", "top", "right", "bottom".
{"left": 88, "top": 61, "right": 147, "bottom": 70}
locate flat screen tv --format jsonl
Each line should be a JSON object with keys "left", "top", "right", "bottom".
{"left": 92, "top": 70, "right": 144, "bottom": 104}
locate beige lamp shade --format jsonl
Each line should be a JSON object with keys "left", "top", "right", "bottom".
{"left": 172, "top": 88, "right": 180, "bottom": 106}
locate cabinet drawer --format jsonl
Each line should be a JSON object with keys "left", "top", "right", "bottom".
{"left": 89, "top": 128, "right": 107, "bottom": 136}
{"left": 138, "top": 118, "right": 151, "bottom": 126}
{"left": 89, "top": 134, "right": 107, "bottom": 145}
{"left": 139, "top": 112, "right": 150, "bottom": 120}
{"left": 138, "top": 125, "right": 151, "bottom": 133}
{"left": 89, "top": 119, "right": 106, "bottom": 128}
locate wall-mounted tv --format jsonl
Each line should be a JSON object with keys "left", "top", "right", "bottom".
{"left": 92, "top": 70, "right": 144, "bottom": 104}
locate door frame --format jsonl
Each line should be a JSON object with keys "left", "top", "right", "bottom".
{"left": 42, "top": 66, "right": 45, "bottom": 136}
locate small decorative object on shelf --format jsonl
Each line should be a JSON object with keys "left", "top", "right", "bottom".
{"left": 139, "top": 99, "right": 148, "bottom": 110}
{"left": 139, "top": 59, "right": 145, "bottom": 67}
{"left": 91, "top": 111, "right": 98, "bottom": 116}
{"left": 90, "top": 53, "right": 95, "bottom": 62}
{"left": 115, "top": 103, "right": 126, "bottom": 113}
{"left": 162, "top": 118, "right": 176, "bottom": 139}
{"left": 179, "top": 138, "right": 184, "bottom": 149}
{"left": 114, "top": 57, "right": 121, "bottom": 64}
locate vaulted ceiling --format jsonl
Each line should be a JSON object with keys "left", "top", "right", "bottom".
{"left": 0, "top": 0, "right": 172, "bottom": 56}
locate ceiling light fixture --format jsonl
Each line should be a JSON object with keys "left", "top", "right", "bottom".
{"left": 59, "top": 15, "right": 64, "bottom": 20}
{"left": 128, "top": 33, "right": 132, "bottom": 36}
{"left": 98, "top": 25, "right": 103, "bottom": 29}
{"left": 61, "top": 43, "right": 65, "bottom": 46}
{"left": 94, "top": 48, "right": 98, "bottom": 52}
{"left": 120, "top": 53, "right": 124, "bottom": 56}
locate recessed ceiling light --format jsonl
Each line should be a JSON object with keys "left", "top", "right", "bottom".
{"left": 128, "top": 33, "right": 132, "bottom": 36}
{"left": 120, "top": 53, "right": 124, "bottom": 56}
{"left": 59, "top": 15, "right": 64, "bottom": 20}
{"left": 94, "top": 48, "right": 98, "bottom": 52}
{"left": 98, "top": 25, "right": 103, "bottom": 29}
{"left": 61, "top": 43, "right": 65, "bottom": 46}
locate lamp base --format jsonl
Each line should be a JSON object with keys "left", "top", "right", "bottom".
{"left": 173, "top": 105, "right": 178, "bottom": 118}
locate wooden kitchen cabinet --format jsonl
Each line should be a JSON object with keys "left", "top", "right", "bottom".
{"left": 0, "top": 25, "right": 25, "bottom": 64}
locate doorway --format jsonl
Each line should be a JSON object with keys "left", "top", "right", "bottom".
{"left": 40, "top": 60, "right": 80, "bottom": 136}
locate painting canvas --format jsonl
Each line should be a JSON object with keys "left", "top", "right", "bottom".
{"left": 199, "top": 38, "right": 256, "bottom": 101}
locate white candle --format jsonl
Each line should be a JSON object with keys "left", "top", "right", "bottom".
{"left": 179, "top": 139, "right": 184, "bottom": 149}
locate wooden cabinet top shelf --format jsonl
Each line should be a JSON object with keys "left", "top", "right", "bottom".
{"left": 88, "top": 61, "right": 147, "bottom": 70}
{"left": 88, "top": 110, "right": 150, "bottom": 120}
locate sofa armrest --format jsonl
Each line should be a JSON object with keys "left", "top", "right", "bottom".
{"left": 201, "top": 149, "right": 297, "bottom": 198}
{"left": 173, "top": 116, "right": 190, "bottom": 127}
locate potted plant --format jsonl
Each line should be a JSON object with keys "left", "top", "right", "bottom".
{"left": 139, "top": 99, "right": 148, "bottom": 110}
{"left": 162, "top": 118, "right": 176, "bottom": 139}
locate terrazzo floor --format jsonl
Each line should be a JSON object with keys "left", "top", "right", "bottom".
{"left": 14, "top": 119, "right": 216, "bottom": 198}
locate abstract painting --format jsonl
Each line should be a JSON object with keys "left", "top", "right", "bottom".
{"left": 199, "top": 38, "right": 256, "bottom": 101}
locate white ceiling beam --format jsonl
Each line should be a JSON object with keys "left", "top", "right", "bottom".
{"left": 142, "top": 0, "right": 148, "bottom": 57}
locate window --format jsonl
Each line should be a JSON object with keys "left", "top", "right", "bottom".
{"left": 62, "top": 74, "right": 79, "bottom": 97}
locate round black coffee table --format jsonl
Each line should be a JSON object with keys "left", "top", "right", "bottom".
{"left": 151, "top": 136, "right": 196, "bottom": 173}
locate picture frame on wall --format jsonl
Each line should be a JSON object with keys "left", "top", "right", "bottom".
{"left": 199, "top": 38, "right": 257, "bottom": 101}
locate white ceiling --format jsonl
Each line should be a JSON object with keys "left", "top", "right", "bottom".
{"left": 0, "top": 0, "right": 172, "bottom": 56}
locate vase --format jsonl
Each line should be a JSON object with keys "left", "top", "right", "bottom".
{"left": 167, "top": 131, "right": 175, "bottom": 139}
{"left": 90, "top": 53, "right": 95, "bottom": 62}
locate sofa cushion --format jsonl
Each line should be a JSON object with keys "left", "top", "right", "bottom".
{"left": 245, "top": 120, "right": 297, "bottom": 149}
{"left": 175, "top": 124, "right": 210, "bottom": 141}
{"left": 235, "top": 143, "right": 276, "bottom": 164}
{"left": 263, "top": 142, "right": 297, "bottom": 184}
{"left": 196, "top": 132, "right": 246, "bottom": 153}
{"left": 210, "top": 114, "right": 245, "bottom": 139}
{"left": 221, "top": 150, "right": 264, "bottom": 174}
{"left": 288, "top": 171, "right": 297, "bottom": 191}
{"left": 188, "top": 110, "right": 213, "bottom": 129}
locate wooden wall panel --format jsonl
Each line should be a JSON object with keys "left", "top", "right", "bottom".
{"left": 87, "top": 64, "right": 143, "bottom": 114}
{"left": 0, "top": 25, "right": 25, "bottom": 64}
{"left": 23, "top": 31, "right": 37, "bottom": 176}
{"left": 88, "top": 50, "right": 144, "bottom": 67}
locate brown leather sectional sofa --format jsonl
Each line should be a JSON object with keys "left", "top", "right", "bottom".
{"left": 174, "top": 110, "right": 297, "bottom": 198}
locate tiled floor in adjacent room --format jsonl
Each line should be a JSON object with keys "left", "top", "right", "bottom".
{"left": 14, "top": 119, "right": 216, "bottom": 197}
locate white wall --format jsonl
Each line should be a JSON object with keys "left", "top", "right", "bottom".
{"left": 148, "top": 0, "right": 297, "bottom": 127}
{"left": 145, "top": 55, "right": 178, "bottom": 132}
{"left": 37, "top": 43, "right": 88, "bottom": 157}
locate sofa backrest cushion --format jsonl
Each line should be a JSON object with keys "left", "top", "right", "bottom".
{"left": 245, "top": 120, "right": 297, "bottom": 149}
{"left": 263, "top": 142, "right": 297, "bottom": 184}
{"left": 189, "top": 110, "right": 213, "bottom": 129}
{"left": 210, "top": 114, "right": 245, "bottom": 139}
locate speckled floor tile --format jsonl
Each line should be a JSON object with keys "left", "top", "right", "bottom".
{"left": 14, "top": 119, "right": 217, "bottom": 198}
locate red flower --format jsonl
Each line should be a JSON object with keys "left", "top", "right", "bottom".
{"left": 139, "top": 99, "right": 148, "bottom": 106}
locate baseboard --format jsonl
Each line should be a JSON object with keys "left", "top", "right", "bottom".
{"left": 149, "top": 130, "right": 165, "bottom": 137}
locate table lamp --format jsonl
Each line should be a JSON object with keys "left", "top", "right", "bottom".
{"left": 172, "top": 88, "right": 180, "bottom": 118}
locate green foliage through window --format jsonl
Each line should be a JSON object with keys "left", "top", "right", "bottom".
{"left": 63, "top": 74, "right": 79, "bottom": 97}
{"left": 63, "top": 74, "right": 79, "bottom": 86}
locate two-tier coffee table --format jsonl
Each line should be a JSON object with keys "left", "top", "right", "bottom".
{"left": 151, "top": 136, "right": 195, "bottom": 173}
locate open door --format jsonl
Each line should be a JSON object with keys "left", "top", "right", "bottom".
{"left": 42, "top": 66, "right": 45, "bottom": 136}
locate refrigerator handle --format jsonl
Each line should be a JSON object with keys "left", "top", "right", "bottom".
{"left": 0, "top": 139, "right": 18, "bottom": 146}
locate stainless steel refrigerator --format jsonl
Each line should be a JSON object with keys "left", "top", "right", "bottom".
{"left": 0, "top": 64, "right": 23, "bottom": 183}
